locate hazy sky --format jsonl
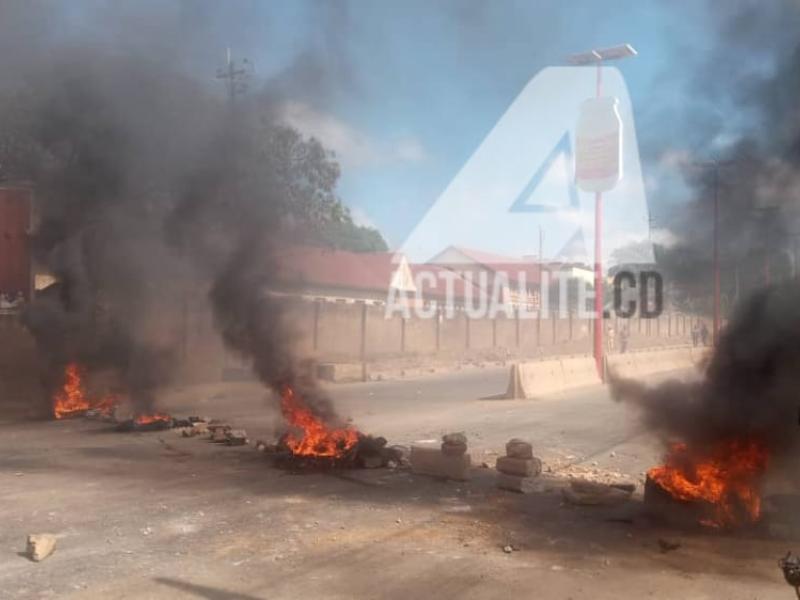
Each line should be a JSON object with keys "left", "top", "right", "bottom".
{"left": 22, "top": 0, "right": 787, "bottom": 250}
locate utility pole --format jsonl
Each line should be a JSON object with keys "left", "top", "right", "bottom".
{"left": 216, "top": 48, "right": 252, "bottom": 104}
{"left": 689, "top": 159, "right": 735, "bottom": 346}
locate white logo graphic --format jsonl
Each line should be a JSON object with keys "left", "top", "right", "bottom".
{"left": 397, "top": 66, "right": 652, "bottom": 266}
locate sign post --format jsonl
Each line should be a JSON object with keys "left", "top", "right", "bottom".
{"left": 569, "top": 44, "right": 636, "bottom": 381}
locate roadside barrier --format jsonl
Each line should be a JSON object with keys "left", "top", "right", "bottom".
{"left": 504, "top": 346, "right": 697, "bottom": 399}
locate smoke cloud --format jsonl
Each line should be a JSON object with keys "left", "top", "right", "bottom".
{"left": 0, "top": 1, "right": 355, "bottom": 422}
{"left": 611, "top": 280, "right": 800, "bottom": 460}
{"left": 649, "top": 1, "right": 800, "bottom": 304}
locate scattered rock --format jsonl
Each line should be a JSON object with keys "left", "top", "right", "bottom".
{"left": 503, "top": 545, "right": 513, "bottom": 554}
{"left": 26, "top": 534, "right": 57, "bottom": 562}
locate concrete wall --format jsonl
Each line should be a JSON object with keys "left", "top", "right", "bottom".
{"left": 272, "top": 299, "right": 711, "bottom": 365}
{"left": 135, "top": 296, "right": 717, "bottom": 383}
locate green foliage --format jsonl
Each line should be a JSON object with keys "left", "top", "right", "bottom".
{"left": 253, "top": 123, "right": 388, "bottom": 253}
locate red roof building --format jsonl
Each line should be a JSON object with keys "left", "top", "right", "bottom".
{"left": 272, "top": 245, "right": 414, "bottom": 304}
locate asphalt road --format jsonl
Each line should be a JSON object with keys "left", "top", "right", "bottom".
{"left": 166, "top": 365, "right": 663, "bottom": 481}
{"left": 1, "top": 367, "right": 793, "bottom": 600}
{"left": 327, "top": 367, "right": 659, "bottom": 475}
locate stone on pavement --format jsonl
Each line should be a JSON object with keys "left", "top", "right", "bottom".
{"left": 26, "top": 534, "right": 57, "bottom": 562}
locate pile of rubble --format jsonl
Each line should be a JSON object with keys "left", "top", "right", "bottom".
{"left": 176, "top": 419, "right": 249, "bottom": 446}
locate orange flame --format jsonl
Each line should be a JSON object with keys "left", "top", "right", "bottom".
{"left": 133, "top": 412, "right": 172, "bottom": 426}
{"left": 280, "top": 385, "right": 359, "bottom": 458}
{"left": 53, "top": 363, "right": 120, "bottom": 419}
{"left": 92, "top": 394, "right": 119, "bottom": 417}
{"left": 648, "top": 438, "right": 768, "bottom": 528}
{"left": 53, "top": 363, "right": 90, "bottom": 419}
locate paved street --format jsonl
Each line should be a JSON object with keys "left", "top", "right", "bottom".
{"left": 328, "top": 367, "right": 658, "bottom": 475}
{"left": 0, "top": 368, "right": 792, "bottom": 599}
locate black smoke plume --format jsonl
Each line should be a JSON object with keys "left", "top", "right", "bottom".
{"left": 0, "top": 2, "right": 364, "bottom": 423}
{"left": 611, "top": 281, "right": 800, "bottom": 458}
{"left": 8, "top": 50, "right": 218, "bottom": 415}
{"left": 168, "top": 112, "right": 347, "bottom": 423}
{"left": 648, "top": 1, "right": 800, "bottom": 308}
{"left": 615, "top": 2, "right": 800, "bottom": 459}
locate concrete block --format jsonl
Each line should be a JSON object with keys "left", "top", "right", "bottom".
{"left": 496, "top": 456, "right": 542, "bottom": 477}
{"left": 442, "top": 432, "right": 467, "bottom": 445}
{"left": 505, "top": 438, "right": 533, "bottom": 459}
{"left": 496, "top": 473, "right": 537, "bottom": 493}
{"left": 410, "top": 446, "right": 471, "bottom": 481}
{"left": 559, "top": 355, "right": 600, "bottom": 389}
{"left": 441, "top": 442, "right": 467, "bottom": 456}
{"left": 505, "top": 359, "right": 567, "bottom": 399}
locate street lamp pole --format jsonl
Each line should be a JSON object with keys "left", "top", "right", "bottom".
{"left": 712, "top": 164, "right": 720, "bottom": 345}
{"left": 568, "top": 44, "right": 636, "bottom": 381}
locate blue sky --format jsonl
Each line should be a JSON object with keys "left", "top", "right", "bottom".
{"left": 60, "top": 0, "right": 734, "bottom": 250}
{"left": 234, "top": 0, "right": 714, "bottom": 248}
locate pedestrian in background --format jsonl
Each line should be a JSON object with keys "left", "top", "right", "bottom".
{"left": 700, "top": 321, "right": 710, "bottom": 346}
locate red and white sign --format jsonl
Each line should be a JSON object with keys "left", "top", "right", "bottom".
{"left": 575, "top": 96, "right": 623, "bottom": 193}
